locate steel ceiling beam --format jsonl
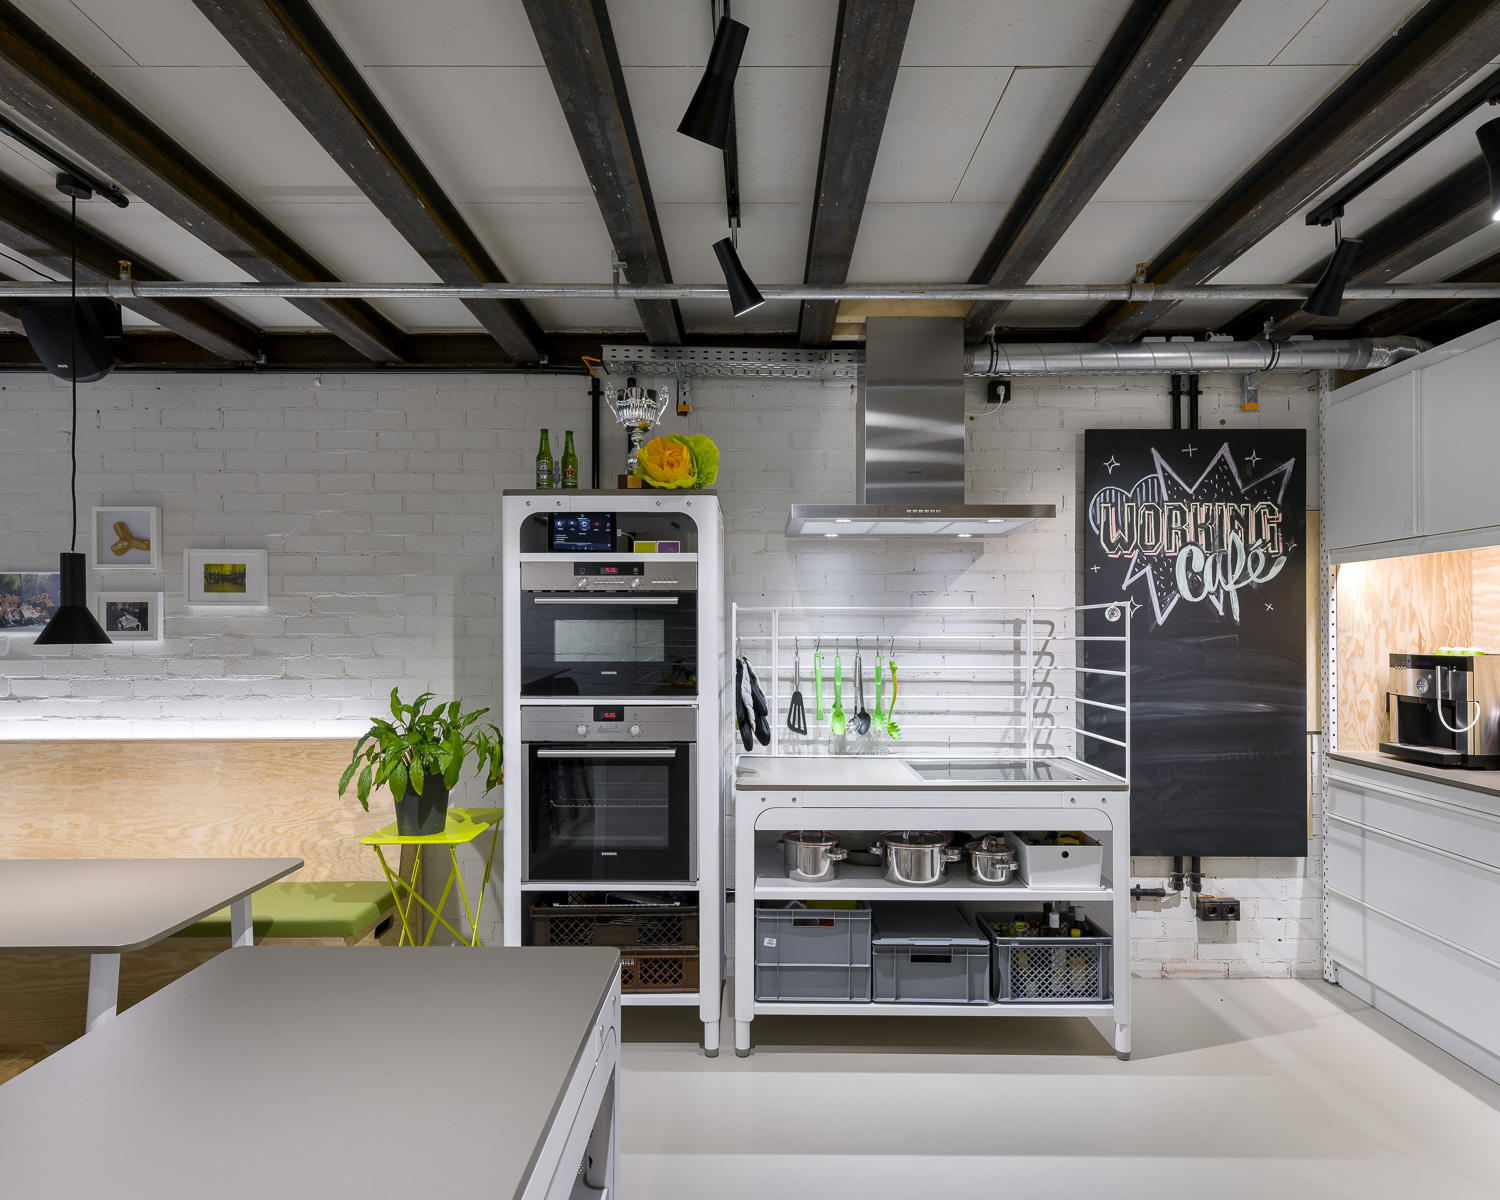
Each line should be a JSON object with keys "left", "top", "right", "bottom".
{"left": 1358, "top": 243, "right": 1500, "bottom": 341}
{"left": 1091, "top": 0, "right": 1500, "bottom": 342}
{"left": 1228, "top": 159, "right": 1493, "bottom": 339}
{"left": 0, "top": 0, "right": 403, "bottom": 362}
{"left": 192, "top": 0, "right": 545, "bottom": 362}
{"left": 964, "top": 0, "right": 1241, "bottom": 338}
{"left": 521, "top": 0, "right": 682, "bottom": 345}
{"left": 0, "top": 171, "right": 257, "bottom": 361}
{"left": 800, "top": 0, "right": 916, "bottom": 348}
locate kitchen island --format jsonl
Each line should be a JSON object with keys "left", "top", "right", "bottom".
{"left": 733, "top": 755, "right": 1131, "bottom": 1058}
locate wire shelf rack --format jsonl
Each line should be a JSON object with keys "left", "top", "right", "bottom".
{"left": 730, "top": 603, "right": 1129, "bottom": 779}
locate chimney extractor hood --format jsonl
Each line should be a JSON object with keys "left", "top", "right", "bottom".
{"left": 786, "top": 316, "right": 1056, "bottom": 538}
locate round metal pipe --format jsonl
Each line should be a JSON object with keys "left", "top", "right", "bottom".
{"left": 0, "top": 280, "right": 1493, "bottom": 302}
{"left": 962, "top": 337, "right": 1431, "bottom": 376}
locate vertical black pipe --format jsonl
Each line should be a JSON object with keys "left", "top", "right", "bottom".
{"left": 589, "top": 373, "right": 602, "bottom": 489}
{"left": 1188, "top": 373, "right": 1201, "bottom": 429}
{"left": 1169, "top": 373, "right": 1182, "bottom": 429}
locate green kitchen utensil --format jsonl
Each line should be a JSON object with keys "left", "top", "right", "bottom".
{"left": 873, "top": 653, "right": 886, "bottom": 734}
{"left": 886, "top": 658, "right": 902, "bottom": 741}
{"left": 831, "top": 651, "right": 846, "bottom": 736}
{"left": 813, "top": 648, "right": 825, "bottom": 722}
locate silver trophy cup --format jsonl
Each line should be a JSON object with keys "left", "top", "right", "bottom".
{"left": 605, "top": 383, "right": 672, "bottom": 473}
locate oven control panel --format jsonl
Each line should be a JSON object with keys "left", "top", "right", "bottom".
{"left": 520, "top": 705, "right": 697, "bottom": 742}
{"left": 521, "top": 561, "right": 697, "bottom": 593}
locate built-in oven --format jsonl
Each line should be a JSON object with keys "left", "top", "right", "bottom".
{"left": 520, "top": 560, "right": 698, "bottom": 697}
{"left": 522, "top": 705, "right": 696, "bottom": 883}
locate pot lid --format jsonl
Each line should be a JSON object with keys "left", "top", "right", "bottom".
{"left": 783, "top": 830, "right": 840, "bottom": 846}
{"left": 965, "top": 837, "right": 1017, "bottom": 858}
{"left": 878, "top": 830, "right": 949, "bottom": 848}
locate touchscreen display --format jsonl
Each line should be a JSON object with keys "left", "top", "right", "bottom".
{"left": 549, "top": 512, "right": 615, "bottom": 553}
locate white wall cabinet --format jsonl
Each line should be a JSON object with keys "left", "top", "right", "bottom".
{"left": 1324, "top": 373, "right": 1417, "bottom": 551}
{"left": 1419, "top": 338, "right": 1500, "bottom": 538}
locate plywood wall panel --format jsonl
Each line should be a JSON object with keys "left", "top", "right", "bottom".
{"left": 1335, "top": 552, "right": 1473, "bottom": 752}
{"left": 1469, "top": 546, "right": 1500, "bottom": 650}
{"left": 0, "top": 740, "right": 390, "bottom": 880}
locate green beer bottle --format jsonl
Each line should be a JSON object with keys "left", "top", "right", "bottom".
{"left": 535, "top": 429, "right": 553, "bottom": 490}
{"left": 560, "top": 430, "right": 579, "bottom": 489}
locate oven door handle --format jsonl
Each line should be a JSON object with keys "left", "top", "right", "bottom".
{"left": 531, "top": 595, "right": 678, "bottom": 606}
{"left": 534, "top": 748, "right": 680, "bottom": 759}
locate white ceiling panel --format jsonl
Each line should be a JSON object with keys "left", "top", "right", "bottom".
{"left": 314, "top": 0, "right": 544, "bottom": 67}
{"left": 1209, "top": 199, "right": 1405, "bottom": 283}
{"left": 1271, "top": 0, "right": 1428, "bottom": 67}
{"left": 1390, "top": 222, "right": 1500, "bottom": 283}
{"left": 55, "top": 0, "right": 245, "bottom": 67}
{"left": 1194, "top": 1, "right": 1324, "bottom": 67}
{"left": 7, "top": 0, "right": 139, "bottom": 68}
{"left": 622, "top": 67, "right": 731, "bottom": 205}
{"left": 901, "top": 0, "right": 1132, "bottom": 68}
{"left": 950, "top": 68, "right": 1091, "bottom": 204}
{"left": 1093, "top": 65, "right": 1347, "bottom": 204}
{"left": 1028, "top": 201, "right": 1205, "bottom": 285}
{"left": 610, "top": 0, "right": 838, "bottom": 68}
{"left": 726, "top": 67, "right": 832, "bottom": 205}
{"left": 865, "top": 67, "right": 1014, "bottom": 204}
{"left": 846, "top": 202, "right": 1007, "bottom": 282}
{"left": 660, "top": 200, "right": 805, "bottom": 332}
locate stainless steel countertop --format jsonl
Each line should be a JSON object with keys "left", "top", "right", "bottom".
{"left": 1328, "top": 750, "right": 1500, "bottom": 800}
{"left": 735, "top": 756, "right": 1128, "bottom": 791}
{"left": 0, "top": 946, "right": 621, "bottom": 1200}
{"left": 0, "top": 858, "right": 303, "bottom": 953}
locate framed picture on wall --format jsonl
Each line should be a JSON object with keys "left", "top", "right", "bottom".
{"left": 0, "top": 571, "right": 61, "bottom": 635}
{"left": 93, "top": 506, "right": 161, "bottom": 570}
{"left": 183, "top": 549, "right": 269, "bottom": 607}
{"left": 96, "top": 592, "right": 164, "bottom": 642}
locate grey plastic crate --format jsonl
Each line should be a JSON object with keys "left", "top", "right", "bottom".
{"left": 871, "top": 903, "right": 990, "bottom": 1005}
{"left": 978, "top": 911, "right": 1112, "bottom": 1003}
{"left": 754, "top": 902, "right": 872, "bottom": 1002}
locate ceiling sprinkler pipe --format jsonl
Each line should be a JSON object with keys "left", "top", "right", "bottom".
{"left": 962, "top": 337, "right": 1430, "bottom": 376}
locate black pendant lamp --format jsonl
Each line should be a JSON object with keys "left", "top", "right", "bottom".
{"left": 712, "top": 237, "right": 764, "bottom": 316}
{"left": 677, "top": 17, "right": 749, "bottom": 149}
{"left": 1479, "top": 116, "right": 1500, "bottom": 220}
{"left": 35, "top": 174, "right": 111, "bottom": 646}
{"left": 1301, "top": 228, "right": 1363, "bottom": 319}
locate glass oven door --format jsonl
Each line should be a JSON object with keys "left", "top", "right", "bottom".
{"left": 521, "top": 593, "right": 698, "bottom": 696}
{"left": 525, "top": 743, "right": 693, "bottom": 882}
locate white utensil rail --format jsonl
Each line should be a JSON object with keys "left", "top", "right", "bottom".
{"left": 731, "top": 603, "right": 1129, "bottom": 774}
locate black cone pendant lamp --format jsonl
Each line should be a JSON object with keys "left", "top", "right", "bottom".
{"left": 35, "top": 174, "right": 111, "bottom": 646}
{"left": 1301, "top": 226, "right": 1363, "bottom": 319}
{"left": 712, "top": 237, "right": 764, "bottom": 316}
{"left": 1479, "top": 116, "right": 1500, "bottom": 220}
{"left": 677, "top": 17, "right": 749, "bottom": 149}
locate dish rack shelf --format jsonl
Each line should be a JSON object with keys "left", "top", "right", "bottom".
{"left": 730, "top": 603, "right": 1130, "bottom": 770}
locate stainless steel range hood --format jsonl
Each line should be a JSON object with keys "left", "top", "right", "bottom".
{"left": 786, "top": 316, "right": 1056, "bottom": 538}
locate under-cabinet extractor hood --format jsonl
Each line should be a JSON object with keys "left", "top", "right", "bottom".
{"left": 785, "top": 316, "right": 1056, "bottom": 538}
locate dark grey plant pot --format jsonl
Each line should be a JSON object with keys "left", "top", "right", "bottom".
{"left": 393, "top": 772, "right": 450, "bottom": 836}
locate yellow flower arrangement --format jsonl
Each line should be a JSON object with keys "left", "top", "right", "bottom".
{"left": 632, "top": 434, "right": 720, "bottom": 489}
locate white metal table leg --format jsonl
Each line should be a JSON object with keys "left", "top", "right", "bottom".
{"left": 230, "top": 895, "right": 254, "bottom": 947}
{"left": 1115, "top": 1022, "right": 1131, "bottom": 1060}
{"left": 703, "top": 1018, "right": 720, "bottom": 1057}
{"left": 734, "top": 1019, "right": 751, "bottom": 1057}
{"left": 86, "top": 952, "right": 121, "bottom": 1031}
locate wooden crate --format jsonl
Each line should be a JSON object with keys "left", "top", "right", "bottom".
{"left": 619, "top": 947, "right": 700, "bottom": 994}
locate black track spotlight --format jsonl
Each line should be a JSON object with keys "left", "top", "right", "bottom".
{"left": 677, "top": 17, "right": 748, "bottom": 149}
{"left": 712, "top": 237, "right": 764, "bottom": 317}
{"left": 34, "top": 551, "right": 110, "bottom": 645}
{"left": 1302, "top": 236, "right": 1363, "bottom": 319}
{"left": 1479, "top": 116, "right": 1500, "bottom": 220}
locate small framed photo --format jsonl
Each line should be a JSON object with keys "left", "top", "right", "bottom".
{"left": 0, "top": 571, "right": 60, "bottom": 635}
{"left": 183, "top": 549, "right": 269, "bottom": 607}
{"left": 96, "top": 593, "right": 163, "bottom": 642}
{"left": 93, "top": 506, "right": 161, "bottom": 570}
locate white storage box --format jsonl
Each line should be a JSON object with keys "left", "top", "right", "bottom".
{"left": 1004, "top": 832, "right": 1103, "bottom": 888}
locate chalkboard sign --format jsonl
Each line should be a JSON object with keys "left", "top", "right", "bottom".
{"left": 1082, "top": 430, "right": 1307, "bottom": 857}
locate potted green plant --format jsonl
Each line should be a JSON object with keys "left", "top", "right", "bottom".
{"left": 339, "top": 689, "right": 503, "bottom": 836}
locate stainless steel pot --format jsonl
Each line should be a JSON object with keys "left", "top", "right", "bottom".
{"left": 781, "top": 830, "right": 848, "bottom": 884}
{"left": 869, "top": 830, "right": 963, "bottom": 886}
{"left": 964, "top": 836, "right": 1019, "bottom": 885}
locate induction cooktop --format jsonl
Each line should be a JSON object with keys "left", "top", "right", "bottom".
{"left": 902, "top": 759, "right": 1086, "bottom": 783}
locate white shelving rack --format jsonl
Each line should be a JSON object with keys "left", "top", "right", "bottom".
{"left": 730, "top": 603, "right": 1132, "bottom": 1057}
{"left": 502, "top": 490, "right": 724, "bottom": 1053}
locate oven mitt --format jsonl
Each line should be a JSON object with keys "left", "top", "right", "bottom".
{"left": 744, "top": 659, "right": 772, "bottom": 746}
{"left": 734, "top": 656, "right": 754, "bottom": 751}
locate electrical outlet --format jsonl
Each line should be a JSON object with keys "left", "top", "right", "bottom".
{"left": 1195, "top": 895, "right": 1239, "bottom": 922}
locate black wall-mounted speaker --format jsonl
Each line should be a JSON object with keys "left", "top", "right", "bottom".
{"left": 18, "top": 298, "right": 121, "bottom": 382}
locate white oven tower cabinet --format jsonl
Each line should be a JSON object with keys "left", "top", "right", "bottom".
{"left": 501, "top": 490, "right": 725, "bottom": 1055}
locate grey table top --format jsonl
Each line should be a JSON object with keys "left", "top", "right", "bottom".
{"left": 0, "top": 857, "right": 303, "bottom": 953}
{"left": 0, "top": 946, "right": 622, "bottom": 1200}
{"left": 1328, "top": 750, "right": 1500, "bottom": 801}
{"left": 736, "top": 755, "right": 1129, "bottom": 792}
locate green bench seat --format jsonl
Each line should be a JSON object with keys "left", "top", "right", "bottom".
{"left": 173, "top": 881, "right": 396, "bottom": 941}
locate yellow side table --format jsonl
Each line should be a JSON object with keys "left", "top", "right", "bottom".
{"left": 361, "top": 807, "right": 501, "bottom": 947}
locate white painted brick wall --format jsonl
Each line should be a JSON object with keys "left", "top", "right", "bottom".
{"left": 0, "top": 365, "right": 1322, "bottom": 975}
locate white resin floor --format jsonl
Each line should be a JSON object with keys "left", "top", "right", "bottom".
{"left": 619, "top": 979, "right": 1500, "bottom": 1200}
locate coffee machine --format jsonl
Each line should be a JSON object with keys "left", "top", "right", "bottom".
{"left": 1381, "top": 653, "right": 1500, "bottom": 768}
